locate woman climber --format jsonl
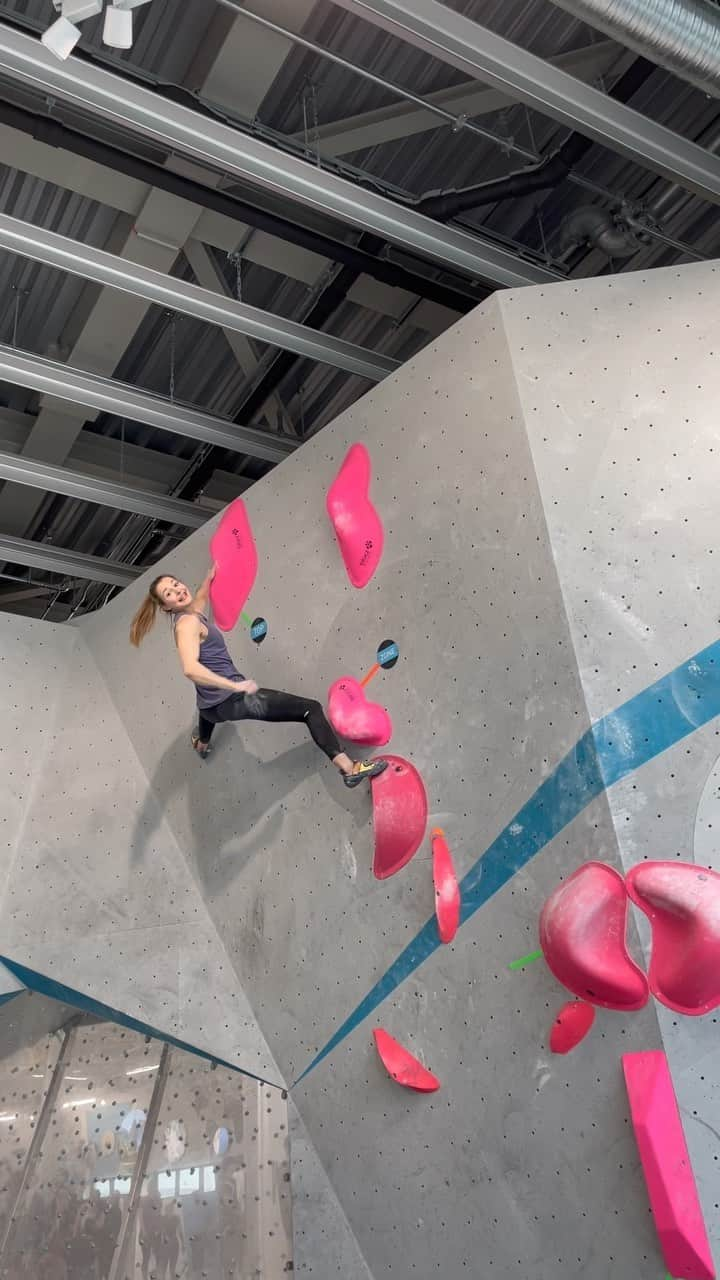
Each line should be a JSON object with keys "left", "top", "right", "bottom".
{"left": 129, "top": 566, "right": 388, "bottom": 788}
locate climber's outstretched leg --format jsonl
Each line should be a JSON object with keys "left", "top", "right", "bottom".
{"left": 203, "top": 688, "right": 388, "bottom": 787}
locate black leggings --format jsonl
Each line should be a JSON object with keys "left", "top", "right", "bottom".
{"left": 197, "top": 689, "right": 342, "bottom": 761}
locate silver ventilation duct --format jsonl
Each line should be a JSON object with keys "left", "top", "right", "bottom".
{"left": 550, "top": 0, "right": 720, "bottom": 97}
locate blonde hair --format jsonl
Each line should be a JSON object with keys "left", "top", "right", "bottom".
{"left": 129, "top": 575, "right": 169, "bottom": 647}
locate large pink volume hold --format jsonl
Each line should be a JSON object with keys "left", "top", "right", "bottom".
{"left": 209, "top": 498, "right": 258, "bottom": 632}
{"left": 539, "top": 861, "right": 649, "bottom": 1011}
{"left": 623, "top": 1051, "right": 715, "bottom": 1280}
{"left": 326, "top": 443, "right": 384, "bottom": 588}
{"left": 626, "top": 861, "right": 720, "bottom": 1016}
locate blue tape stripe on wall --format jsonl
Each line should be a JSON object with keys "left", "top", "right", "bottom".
{"left": 0, "top": 954, "right": 284, "bottom": 1091}
{"left": 295, "top": 639, "right": 720, "bottom": 1084}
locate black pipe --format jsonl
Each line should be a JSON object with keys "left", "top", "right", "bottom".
{"left": 0, "top": 97, "right": 479, "bottom": 315}
{"left": 416, "top": 146, "right": 578, "bottom": 221}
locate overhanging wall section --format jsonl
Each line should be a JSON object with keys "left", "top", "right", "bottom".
{"left": 0, "top": 612, "right": 281, "bottom": 1084}
{"left": 81, "top": 295, "right": 666, "bottom": 1277}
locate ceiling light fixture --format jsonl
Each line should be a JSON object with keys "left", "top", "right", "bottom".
{"left": 103, "top": 3, "right": 133, "bottom": 49}
{"left": 42, "top": 0, "right": 151, "bottom": 60}
{"left": 41, "top": 15, "right": 81, "bottom": 60}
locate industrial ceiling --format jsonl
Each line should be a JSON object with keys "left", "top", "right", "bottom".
{"left": 0, "top": 0, "right": 717, "bottom": 619}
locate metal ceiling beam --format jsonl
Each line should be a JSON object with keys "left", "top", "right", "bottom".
{"left": 0, "top": 450, "right": 208, "bottom": 528}
{"left": 0, "top": 26, "right": 556, "bottom": 287}
{"left": 0, "top": 215, "right": 397, "bottom": 384}
{"left": 326, "top": 0, "right": 720, "bottom": 205}
{"left": 0, "top": 346, "right": 296, "bottom": 465}
{"left": 306, "top": 43, "right": 625, "bottom": 157}
{"left": 0, "top": 534, "right": 139, "bottom": 587}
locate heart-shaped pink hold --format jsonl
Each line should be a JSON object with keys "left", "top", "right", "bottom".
{"left": 327, "top": 676, "right": 392, "bottom": 747}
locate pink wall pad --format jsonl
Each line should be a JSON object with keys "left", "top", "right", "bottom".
{"left": 327, "top": 676, "right": 392, "bottom": 746}
{"left": 540, "top": 861, "right": 649, "bottom": 1010}
{"left": 209, "top": 497, "right": 258, "bottom": 632}
{"left": 373, "top": 1029, "right": 440, "bottom": 1092}
{"left": 623, "top": 1051, "right": 715, "bottom": 1280}
{"left": 626, "top": 861, "right": 720, "bottom": 1016}
{"left": 326, "top": 443, "right": 384, "bottom": 588}
{"left": 431, "top": 829, "right": 460, "bottom": 943}
{"left": 549, "top": 1000, "right": 595, "bottom": 1054}
{"left": 370, "top": 755, "right": 427, "bottom": 880}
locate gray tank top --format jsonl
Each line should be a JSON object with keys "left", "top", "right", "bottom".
{"left": 173, "top": 611, "right": 244, "bottom": 709}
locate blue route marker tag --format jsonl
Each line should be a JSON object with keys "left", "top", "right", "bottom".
{"left": 250, "top": 617, "right": 268, "bottom": 644}
{"left": 377, "top": 640, "right": 399, "bottom": 669}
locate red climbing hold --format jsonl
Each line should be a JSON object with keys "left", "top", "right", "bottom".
{"left": 626, "top": 861, "right": 720, "bottom": 1016}
{"left": 370, "top": 755, "right": 427, "bottom": 880}
{"left": 373, "top": 1029, "right": 440, "bottom": 1092}
{"left": 327, "top": 676, "right": 392, "bottom": 746}
{"left": 540, "top": 861, "right": 649, "bottom": 1011}
{"left": 431, "top": 829, "right": 460, "bottom": 943}
{"left": 209, "top": 497, "right": 258, "bottom": 632}
{"left": 549, "top": 1000, "right": 595, "bottom": 1054}
{"left": 326, "top": 443, "right": 384, "bottom": 589}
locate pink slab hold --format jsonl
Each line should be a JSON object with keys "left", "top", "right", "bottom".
{"left": 431, "top": 829, "right": 460, "bottom": 944}
{"left": 326, "top": 443, "right": 384, "bottom": 589}
{"left": 549, "top": 1000, "right": 595, "bottom": 1054}
{"left": 327, "top": 676, "right": 392, "bottom": 747}
{"left": 373, "top": 1029, "right": 440, "bottom": 1092}
{"left": 626, "top": 861, "right": 720, "bottom": 1017}
{"left": 539, "top": 861, "right": 649, "bottom": 1011}
{"left": 209, "top": 498, "right": 258, "bottom": 632}
{"left": 370, "top": 755, "right": 427, "bottom": 880}
{"left": 623, "top": 1051, "right": 715, "bottom": 1280}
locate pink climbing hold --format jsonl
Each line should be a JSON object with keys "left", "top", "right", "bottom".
{"left": 549, "top": 1000, "right": 595, "bottom": 1055}
{"left": 540, "top": 861, "right": 649, "bottom": 1011}
{"left": 209, "top": 497, "right": 258, "bottom": 632}
{"left": 327, "top": 676, "right": 392, "bottom": 747}
{"left": 326, "top": 443, "right": 384, "bottom": 589}
{"left": 623, "top": 1050, "right": 715, "bottom": 1280}
{"left": 370, "top": 755, "right": 427, "bottom": 880}
{"left": 373, "top": 1028, "right": 440, "bottom": 1092}
{"left": 431, "top": 829, "right": 460, "bottom": 944}
{"left": 626, "top": 861, "right": 720, "bottom": 1017}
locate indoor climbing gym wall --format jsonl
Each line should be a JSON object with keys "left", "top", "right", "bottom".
{"left": 503, "top": 259, "right": 720, "bottom": 1278}
{"left": 0, "top": 609, "right": 282, "bottom": 1089}
{"left": 70, "top": 261, "right": 720, "bottom": 1279}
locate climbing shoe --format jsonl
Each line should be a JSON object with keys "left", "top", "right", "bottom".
{"left": 343, "top": 758, "right": 388, "bottom": 788}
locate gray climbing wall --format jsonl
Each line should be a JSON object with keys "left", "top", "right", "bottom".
{"left": 2, "top": 258, "right": 719, "bottom": 1278}
{"left": 503, "top": 260, "right": 720, "bottom": 1270}
{"left": 0, "top": 613, "right": 77, "bottom": 918}
{"left": 77, "top": 263, "right": 719, "bottom": 1280}
{"left": 0, "top": 610, "right": 282, "bottom": 1086}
